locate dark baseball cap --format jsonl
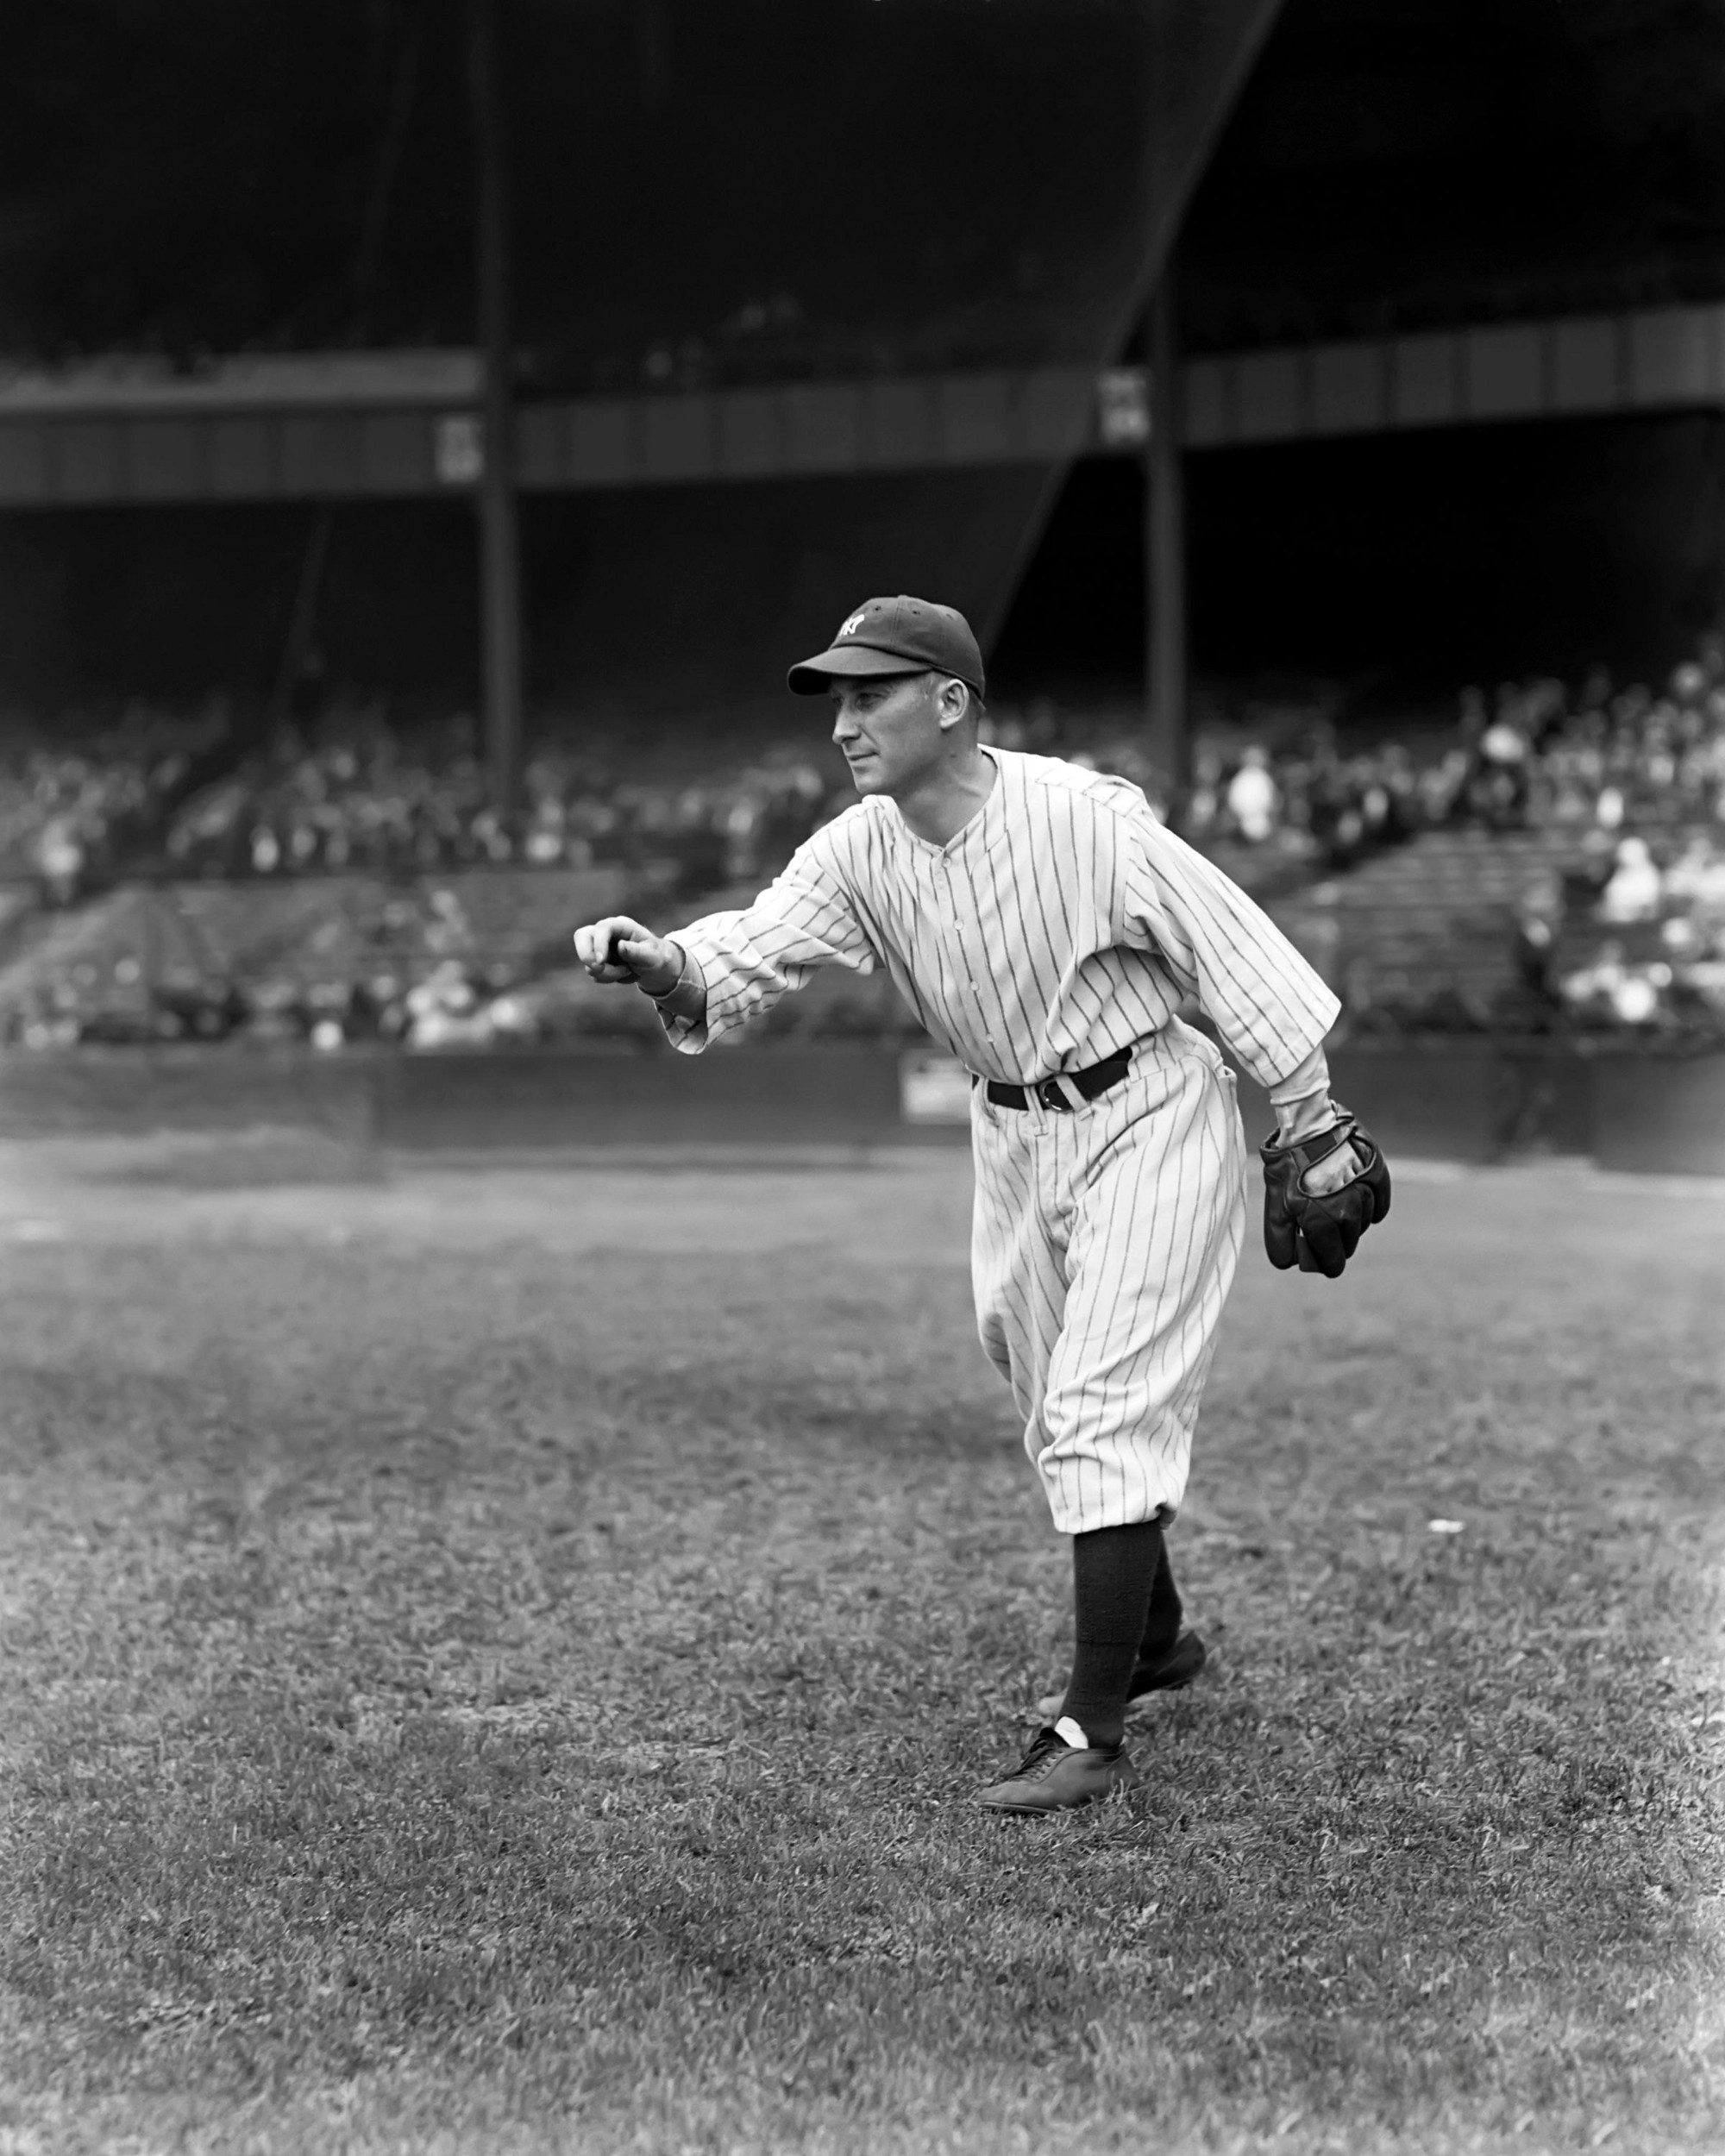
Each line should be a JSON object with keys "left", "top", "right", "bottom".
{"left": 787, "top": 595, "right": 986, "bottom": 699}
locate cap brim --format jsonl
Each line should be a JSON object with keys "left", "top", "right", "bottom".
{"left": 786, "top": 645, "right": 928, "bottom": 695}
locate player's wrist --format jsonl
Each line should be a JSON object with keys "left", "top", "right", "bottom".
{"left": 1272, "top": 1090, "right": 1340, "bottom": 1146}
{"left": 1267, "top": 1044, "right": 1335, "bottom": 1144}
{"left": 637, "top": 939, "right": 687, "bottom": 1000}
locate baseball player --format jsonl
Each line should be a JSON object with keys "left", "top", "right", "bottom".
{"left": 574, "top": 596, "right": 1389, "bottom": 1815}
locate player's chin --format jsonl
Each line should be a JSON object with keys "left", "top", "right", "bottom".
{"left": 844, "top": 755, "right": 888, "bottom": 793}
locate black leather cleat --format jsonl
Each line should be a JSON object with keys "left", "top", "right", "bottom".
{"left": 977, "top": 1725, "right": 1142, "bottom": 1814}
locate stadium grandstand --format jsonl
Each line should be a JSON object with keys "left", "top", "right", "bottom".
{"left": 1, "top": 0, "right": 1723, "bottom": 1074}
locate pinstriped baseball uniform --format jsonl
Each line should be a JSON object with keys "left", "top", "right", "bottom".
{"left": 661, "top": 746, "right": 1340, "bottom": 1534}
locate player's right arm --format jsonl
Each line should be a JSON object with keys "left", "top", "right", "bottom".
{"left": 573, "top": 916, "right": 707, "bottom": 1023}
{"left": 574, "top": 814, "right": 880, "bottom": 1052}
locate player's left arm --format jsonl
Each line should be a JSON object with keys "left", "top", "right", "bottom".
{"left": 1118, "top": 812, "right": 1390, "bottom": 1277}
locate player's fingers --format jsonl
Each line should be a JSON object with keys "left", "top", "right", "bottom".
{"left": 574, "top": 918, "right": 621, "bottom": 965}
{"left": 585, "top": 913, "right": 638, "bottom": 950}
{"left": 1263, "top": 1192, "right": 1300, "bottom": 1269}
{"left": 1316, "top": 1197, "right": 1363, "bottom": 1259}
{"left": 576, "top": 917, "right": 649, "bottom": 979}
{"left": 1302, "top": 1210, "right": 1352, "bottom": 1273}
{"left": 1300, "top": 1139, "right": 1363, "bottom": 1198}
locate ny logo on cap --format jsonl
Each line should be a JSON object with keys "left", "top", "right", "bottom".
{"left": 839, "top": 609, "right": 869, "bottom": 638}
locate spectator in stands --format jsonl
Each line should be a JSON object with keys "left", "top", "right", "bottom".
{"left": 1225, "top": 746, "right": 1279, "bottom": 843}
{"left": 1470, "top": 697, "right": 1532, "bottom": 830}
{"left": 1490, "top": 867, "right": 1570, "bottom": 1034}
{"left": 1598, "top": 837, "right": 1662, "bottom": 924}
{"left": 34, "top": 814, "right": 86, "bottom": 906}
{"left": 1307, "top": 746, "right": 1374, "bottom": 866}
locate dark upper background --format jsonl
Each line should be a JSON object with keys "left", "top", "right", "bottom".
{"left": 1, "top": 0, "right": 1723, "bottom": 717}
{"left": 3, "top": 0, "right": 1721, "bottom": 370}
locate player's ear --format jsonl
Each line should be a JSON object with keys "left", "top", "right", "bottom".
{"left": 934, "top": 676, "right": 970, "bottom": 732}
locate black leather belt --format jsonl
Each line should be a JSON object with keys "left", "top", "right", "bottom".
{"left": 984, "top": 1048, "right": 1133, "bottom": 1112}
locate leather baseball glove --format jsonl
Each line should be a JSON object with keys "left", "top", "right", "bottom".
{"left": 1259, "top": 1108, "right": 1391, "bottom": 1279}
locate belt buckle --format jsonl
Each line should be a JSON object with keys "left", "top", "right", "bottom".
{"left": 1037, "top": 1076, "right": 1072, "bottom": 1112}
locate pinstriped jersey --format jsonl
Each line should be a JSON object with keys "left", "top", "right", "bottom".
{"left": 662, "top": 746, "right": 1339, "bottom": 1089}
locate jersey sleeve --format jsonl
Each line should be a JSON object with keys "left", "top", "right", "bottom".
{"left": 658, "top": 817, "right": 880, "bottom": 1053}
{"left": 1117, "top": 809, "right": 1340, "bottom": 1087}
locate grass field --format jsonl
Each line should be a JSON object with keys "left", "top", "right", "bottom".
{"left": 2, "top": 1140, "right": 1723, "bottom": 2156}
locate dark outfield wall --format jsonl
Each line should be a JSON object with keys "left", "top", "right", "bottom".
{"left": 3, "top": 411, "right": 1722, "bottom": 722}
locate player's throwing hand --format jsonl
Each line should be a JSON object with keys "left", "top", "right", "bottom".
{"left": 572, "top": 914, "right": 682, "bottom": 994}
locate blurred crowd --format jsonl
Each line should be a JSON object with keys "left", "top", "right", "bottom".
{"left": 1528, "top": 829, "right": 1725, "bottom": 1035}
{"left": 1, "top": 877, "right": 898, "bottom": 1055}
{"left": 10, "top": 640, "right": 1724, "bottom": 901}
{"left": 0, "top": 705, "right": 226, "bottom": 899}
{"left": 4, "top": 639, "right": 1725, "bottom": 1049}
{"left": 1448, "top": 644, "right": 1725, "bottom": 836}
{"left": 0, "top": 710, "right": 840, "bottom": 906}
{"left": 1129, "top": 636, "right": 1725, "bottom": 867}
{"left": 159, "top": 718, "right": 837, "bottom": 892}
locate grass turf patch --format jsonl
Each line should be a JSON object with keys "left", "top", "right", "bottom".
{"left": 2, "top": 1161, "right": 1722, "bottom": 2154}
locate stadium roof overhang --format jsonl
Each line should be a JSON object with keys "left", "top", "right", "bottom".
{"left": 2, "top": 301, "right": 1722, "bottom": 510}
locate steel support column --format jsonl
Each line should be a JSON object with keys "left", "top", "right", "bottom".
{"left": 1146, "top": 259, "right": 1189, "bottom": 812}
{"left": 468, "top": 0, "right": 524, "bottom": 820}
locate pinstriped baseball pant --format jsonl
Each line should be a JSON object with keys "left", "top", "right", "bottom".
{"left": 969, "top": 1025, "right": 1248, "bottom": 1537}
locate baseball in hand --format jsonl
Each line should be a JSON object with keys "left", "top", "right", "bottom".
{"left": 573, "top": 915, "right": 680, "bottom": 993}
